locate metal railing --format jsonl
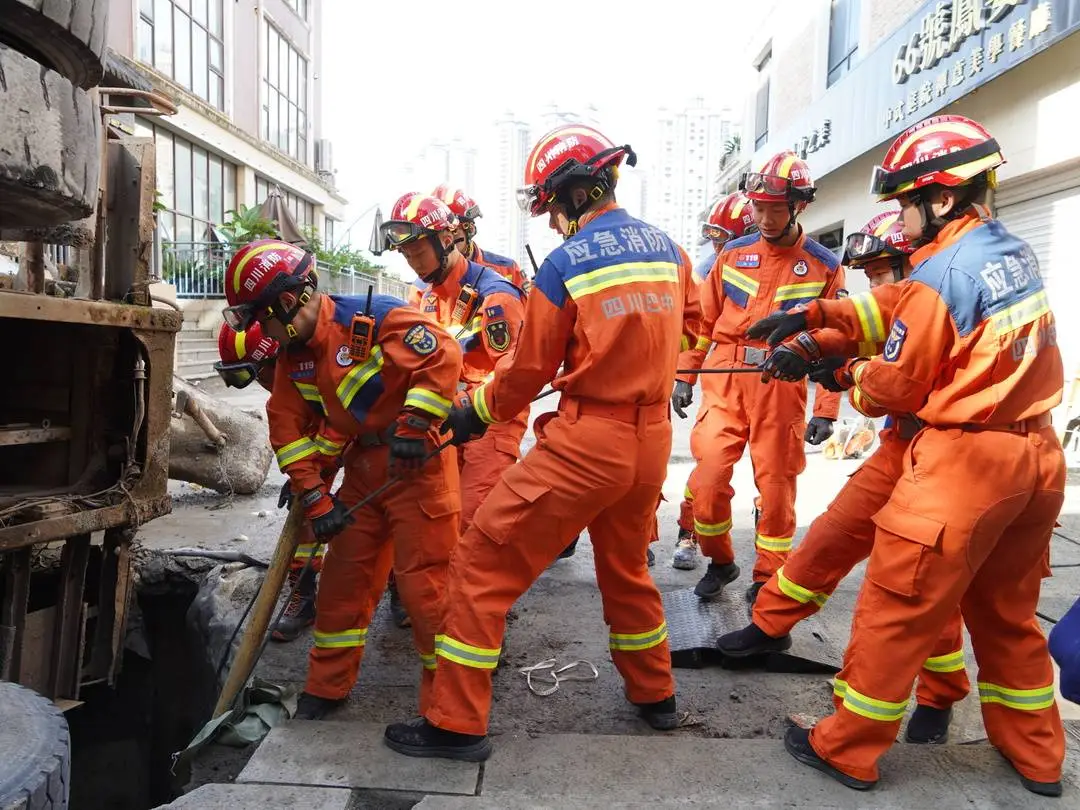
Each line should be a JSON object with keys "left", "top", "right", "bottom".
{"left": 162, "top": 241, "right": 408, "bottom": 301}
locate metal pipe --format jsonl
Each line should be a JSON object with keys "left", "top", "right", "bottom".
{"left": 130, "top": 355, "right": 147, "bottom": 471}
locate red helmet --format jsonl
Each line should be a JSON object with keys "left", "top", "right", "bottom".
{"left": 517, "top": 124, "right": 636, "bottom": 217}
{"left": 870, "top": 114, "right": 1005, "bottom": 201}
{"left": 740, "top": 151, "right": 815, "bottom": 204}
{"left": 214, "top": 322, "right": 280, "bottom": 389}
{"left": 431, "top": 184, "right": 481, "bottom": 222}
{"left": 841, "top": 211, "right": 915, "bottom": 267}
{"left": 380, "top": 193, "right": 458, "bottom": 249}
{"left": 702, "top": 193, "right": 756, "bottom": 243}
{"left": 222, "top": 239, "right": 316, "bottom": 332}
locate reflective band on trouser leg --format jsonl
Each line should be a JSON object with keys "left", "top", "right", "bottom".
{"left": 678, "top": 483, "right": 695, "bottom": 534}
{"left": 420, "top": 652, "right": 437, "bottom": 671}
{"left": 915, "top": 610, "right": 970, "bottom": 708}
{"left": 434, "top": 634, "right": 501, "bottom": 669}
{"left": 756, "top": 533, "right": 793, "bottom": 554}
{"left": 923, "top": 649, "right": 965, "bottom": 673}
{"left": 609, "top": 622, "right": 668, "bottom": 652}
{"left": 693, "top": 517, "right": 734, "bottom": 564}
{"left": 775, "top": 565, "right": 828, "bottom": 607}
{"left": 314, "top": 627, "right": 368, "bottom": 649}
{"left": 840, "top": 682, "right": 909, "bottom": 723}
{"left": 293, "top": 543, "right": 326, "bottom": 561}
{"left": 978, "top": 681, "right": 1056, "bottom": 711}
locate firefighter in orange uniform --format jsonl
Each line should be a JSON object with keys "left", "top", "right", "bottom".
{"left": 221, "top": 237, "right": 463, "bottom": 722}
{"left": 774, "top": 115, "right": 1065, "bottom": 797}
{"left": 384, "top": 125, "right": 699, "bottom": 761}
{"left": 716, "top": 212, "right": 968, "bottom": 745}
{"left": 390, "top": 191, "right": 529, "bottom": 531}
{"left": 432, "top": 184, "right": 531, "bottom": 292}
{"left": 678, "top": 152, "right": 845, "bottom": 604}
{"left": 671, "top": 192, "right": 757, "bottom": 570}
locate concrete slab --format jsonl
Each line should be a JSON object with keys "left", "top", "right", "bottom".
{"left": 480, "top": 733, "right": 1071, "bottom": 807}
{"left": 158, "top": 783, "right": 352, "bottom": 809}
{"left": 236, "top": 721, "right": 479, "bottom": 795}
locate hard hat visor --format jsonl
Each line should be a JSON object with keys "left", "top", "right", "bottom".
{"left": 380, "top": 220, "right": 427, "bottom": 248}
{"left": 213, "top": 359, "right": 261, "bottom": 389}
{"left": 701, "top": 223, "right": 735, "bottom": 243}
{"left": 517, "top": 184, "right": 548, "bottom": 216}
{"left": 222, "top": 303, "right": 259, "bottom": 333}
{"left": 842, "top": 231, "right": 903, "bottom": 265}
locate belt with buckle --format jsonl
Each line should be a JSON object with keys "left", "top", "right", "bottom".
{"left": 896, "top": 414, "right": 923, "bottom": 440}
{"left": 558, "top": 396, "right": 669, "bottom": 425}
{"left": 957, "top": 412, "right": 1052, "bottom": 434}
{"left": 741, "top": 346, "right": 767, "bottom": 366}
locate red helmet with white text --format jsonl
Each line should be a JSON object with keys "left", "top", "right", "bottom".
{"left": 222, "top": 239, "right": 316, "bottom": 337}
{"left": 740, "top": 151, "right": 815, "bottom": 204}
{"left": 214, "top": 322, "right": 280, "bottom": 389}
{"left": 431, "top": 184, "right": 481, "bottom": 222}
{"left": 702, "top": 193, "right": 756, "bottom": 243}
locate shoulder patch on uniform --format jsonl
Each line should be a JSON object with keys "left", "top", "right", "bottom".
{"left": 335, "top": 345, "right": 352, "bottom": 366}
{"left": 793, "top": 259, "right": 809, "bottom": 277}
{"left": 883, "top": 319, "right": 907, "bottom": 362}
{"left": 403, "top": 324, "right": 437, "bottom": 356}
{"left": 485, "top": 305, "right": 504, "bottom": 318}
{"left": 485, "top": 319, "right": 511, "bottom": 352}
{"left": 736, "top": 253, "right": 761, "bottom": 268}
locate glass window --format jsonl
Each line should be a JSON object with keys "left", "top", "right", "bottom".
{"left": 193, "top": 146, "right": 209, "bottom": 222}
{"left": 262, "top": 22, "right": 309, "bottom": 163}
{"left": 174, "top": 139, "right": 192, "bottom": 215}
{"left": 827, "top": 0, "right": 860, "bottom": 87}
{"left": 285, "top": 0, "right": 308, "bottom": 21}
{"left": 754, "top": 78, "right": 770, "bottom": 150}
{"left": 140, "top": 0, "right": 225, "bottom": 110}
{"left": 223, "top": 162, "right": 236, "bottom": 214}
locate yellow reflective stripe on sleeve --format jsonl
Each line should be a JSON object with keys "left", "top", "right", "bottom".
{"left": 721, "top": 265, "right": 759, "bottom": 296}
{"left": 841, "top": 683, "right": 909, "bottom": 722}
{"left": 472, "top": 383, "right": 495, "bottom": 425}
{"left": 990, "top": 289, "right": 1050, "bottom": 335}
{"left": 851, "top": 291, "right": 887, "bottom": 343}
{"left": 923, "top": 649, "right": 965, "bottom": 673}
{"left": 851, "top": 362, "right": 882, "bottom": 414}
{"left": 693, "top": 517, "right": 732, "bottom": 537}
{"left": 336, "top": 345, "right": 384, "bottom": 409}
{"left": 695, "top": 335, "right": 712, "bottom": 351}
{"left": 293, "top": 381, "right": 326, "bottom": 408}
{"left": 293, "top": 543, "right": 325, "bottom": 560}
{"left": 564, "top": 261, "right": 680, "bottom": 300}
{"left": 610, "top": 622, "right": 669, "bottom": 652}
{"left": 978, "top": 681, "right": 1055, "bottom": 711}
{"left": 774, "top": 281, "right": 826, "bottom": 303}
{"left": 275, "top": 437, "right": 319, "bottom": 469}
{"left": 755, "top": 533, "right": 793, "bottom": 553}
{"left": 776, "top": 566, "right": 829, "bottom": 607}
{"left": 857, "top": 340, "right": 879, "bottom": 357}
{"left": 313, "top": 627, "right": 368, "bottom": 649}
{"left": 434, "top": 634, "right": 501, "bottom": 669}
{"left": 420, "top": 652, "right": 437, "bottom": 671}
{"left": 313, "top": 433, "right": 344, "bottom": 456}
{"left": 833, "top": 677, "right": 848, "bottom": 700}
{"left": 680, "top": 335, "right": 689, "bottom": 352}
{"left": 404, "top": 387, "right": 453, "bottom": 420}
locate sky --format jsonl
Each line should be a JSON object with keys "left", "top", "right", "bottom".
{"left": 320, "top": 0, "right": 761, "bottom": 265}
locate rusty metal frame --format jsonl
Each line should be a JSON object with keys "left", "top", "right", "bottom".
{"left": 49, "top": 535, "right": 91, "bottom": 699}
{"left": 0, "top": 548, "right": 31, "bottom": 681}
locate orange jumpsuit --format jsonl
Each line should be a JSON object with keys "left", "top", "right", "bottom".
{"left": 424, "top": 205, "right": 699, "bottom": 735}
{"left": 751, "top": 282, "right": 968, "bottom": 712}
{"left": 409, "top": 243, "right": 530, "bottom": 309}
{"left": 807, "top": 213, "right": 1066, "bottom": 785}
{"left": 419, "top": 252, "right": 528, "bottom": 530}
{"left": 267, "top": 294, "right": 462, "bottom": 711}
{"left": 679, "top": 231, "right": 845, "bottom": 582}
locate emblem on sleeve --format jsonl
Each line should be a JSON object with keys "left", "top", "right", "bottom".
{"left": 404, "top": 324, "right": 438, "bottom": 356}
{"left": 336, "top": 345, "right": 353, "bottom": 366}
{"left": 883, "top": 319, "right": 907, "bottom": 363}
{"left": 485, "top": 319, "right": 511, "bottom": 352}
{"left": 793, "top": 259, "right": 809, "bottom": 277}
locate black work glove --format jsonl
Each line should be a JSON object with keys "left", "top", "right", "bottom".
{"left": 277, "top": 480, "right": 293, "bottom": 509}
{"left": 808, "top": 357, "right": 851, "bottom": 392}
{"left": 746, "top": 309, "right": 809, "bottom": 347}
{"left": 305, "top": 492, "right": 354, "bottom": 541}
{"left": 804, "top": 416, "right": 835, "bottom": 446}
{"left": 389, "top": 413, "right": 431, "bottom": 474}
{"left": 440, "top": 399, "right": 489, "bottom": 447}
{"left": 760, "top": 331, "right": 824, "bottom": 383}
{"left": 671, "top": 380, "right": 694, "bottom": 419}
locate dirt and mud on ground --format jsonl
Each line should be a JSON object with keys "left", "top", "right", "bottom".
{"left": 136, "top": 378, "right": 1080, "bottom": 792}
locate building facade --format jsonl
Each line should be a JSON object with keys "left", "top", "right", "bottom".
{"left": 106, "top": 0, "right": 346, "bottom": 298}
{"left": 732, "top": 0, "right": 1080, "bottom": 425}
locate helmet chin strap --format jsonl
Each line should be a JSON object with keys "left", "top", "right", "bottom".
{"left": 421, "top": 236, "right": 455, "bottom": 284}
{"left": 762, "top": 204, "right": 800, "bottom": 244}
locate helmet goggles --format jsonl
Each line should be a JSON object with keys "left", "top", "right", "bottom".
{"left": 212, "top": 360, "right": 262, "bottom": 389}
{"left": 740, "top": 172, "right": 815, "bottom": 202}
{"left": 843, "top": 231, "right": 903, "bottom": 265}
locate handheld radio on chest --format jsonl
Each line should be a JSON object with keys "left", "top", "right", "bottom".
{"left": 349, "top": 286, "right": 375, "bottom": 362}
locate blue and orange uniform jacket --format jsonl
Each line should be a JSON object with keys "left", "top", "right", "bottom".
{"left": 467, "top": 205, "right": 700, "bottom": 423}
{"left": 267, "top": 294, "right": 463, "bottom": 497}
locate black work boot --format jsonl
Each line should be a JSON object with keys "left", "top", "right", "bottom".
{"left": 785, "top": 726, "right": 877, "bottom": 791}
{"left": 271, "top": 567, "right": 317, "bottom": 642}
{"left": 694, "top": 562, "right": 740, "bottom": 600}
{"left": 558, "top": 536, "right": 579, "bottom": 559}
{"left": 293, "top": 691, "right": 346, "bottom": 721}
{"left": 388, "top": 576, "right": 411, "bottom": 628}
{"left": 647, "top": 546, "right": 656, "bottom": 567}
{"left": 904, "top": 704, "right": 952, "bottom": 744}
{"left": 716, "top": 621, "right": 792, "bottom": 657}
{"left": 384, "top": 717, "right": 493, "bottom": 761}
{"left": 634, "top": 695, "right": 680, "bottom": 730}
{"left": 1004, "top": 755, "right": 1064, "bottom": 797}
{"left": 745, "top": 580, "right": 765, "bottom": 605}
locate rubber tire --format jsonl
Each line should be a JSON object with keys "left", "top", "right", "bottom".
{"left": 0, "top": 681, "right": 70, "bottom": 810}
{"left": 0, "top": 44, "right": 101, "bottom": 228}
{"left": 0, "top": 0, "right": 108, "bottom": 89}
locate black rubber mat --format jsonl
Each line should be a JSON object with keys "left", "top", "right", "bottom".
{"left": 663, "top": 587, "right": 842, "bottom": 674}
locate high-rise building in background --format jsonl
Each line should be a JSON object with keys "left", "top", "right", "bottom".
{"left": 402, "top": 139, "right": 477, "bottom": 198}
{"left": 649, "top": 98, "right": 739, "bottom": 252}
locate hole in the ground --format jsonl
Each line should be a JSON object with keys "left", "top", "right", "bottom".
{"left": 66, "top": 580, "right": 217, "bottom": 810}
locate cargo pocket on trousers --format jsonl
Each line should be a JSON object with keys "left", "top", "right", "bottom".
{"left": 473, "top": 468, "right": 552, "bottom": 546}
{"left": 868, "top": 501, "right": 944, "bottom": 598}
{"left": 788, "top": 421, "right": 808, "bottom": 476}
{"left": 493, "top": 434, "right": 522, "bottom": 461}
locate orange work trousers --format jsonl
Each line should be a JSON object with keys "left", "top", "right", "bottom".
{"left": 677, "top": 367, "right": 727, "bottom": 534}
{"left": 688, "top": 355, "right": 808, "bottom": 582}
{"left": 425, "top": 397, "right": 675, "bottom": 735}
{"left": 305, "top": 438, "right": 460, "bottom": 714}
{"left": 459, "top": 418, "right": 526, "bottom": 532}
{"left": 810, "top": 424, "right": 1066, "bottom": 785}
{"left": 754, "top": 426, "right": 969, "bottom": 709}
